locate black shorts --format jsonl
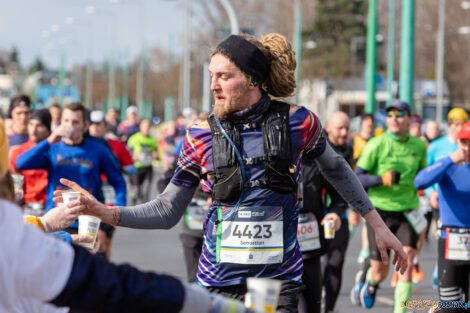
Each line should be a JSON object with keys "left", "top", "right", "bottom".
{"left": 367, "top": 208, "right": 419, "bottom": 261}
{"left": 437, "top": 238, "right": 470, "bottom": 308}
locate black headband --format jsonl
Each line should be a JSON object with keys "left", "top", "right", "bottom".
{"left": 215, "top": 35, "right": 269, "bottom": 86}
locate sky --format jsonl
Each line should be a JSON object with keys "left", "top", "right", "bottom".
{"left": 0, "top": 0, "right": 188, "bottom": 69}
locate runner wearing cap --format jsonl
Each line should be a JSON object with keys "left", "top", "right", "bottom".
{"left": 9, "top": 109, "right": 51, "bottom": 212}
{"left": 58, "top": 33, "right": 408, "bottom": 312}
{"left": 352, "top": 100, "right": 427, "bottom": 313}
{"left": 414, "top": 122, "right": 470, "bottom": 312}
{"left": 117, "top": 105, "right": 140, "bottom": 142}
{"left": 426, "top": 108, "right": 468, "bottom": 289}
{"left": 7, "top": 94, "right": 31, "bottom": 147}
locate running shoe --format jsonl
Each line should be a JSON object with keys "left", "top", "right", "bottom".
{"left": 390, "top": 271, "right": 398, "bottom": 287}
{"left": 360, "top": 280, "right": 377, "bottom": 309}
{"left": 412, "top": 264, "right": 424, "bottom": 284}
{"left": 350, "top": 270, "right": 364, "bottom": 306}
{"left": 357, "top": 248, "right": 370, "bottom": 263}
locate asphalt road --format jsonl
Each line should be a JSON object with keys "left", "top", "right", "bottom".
{"left": 110, "top": 169, "right": 440, "bottom": 312}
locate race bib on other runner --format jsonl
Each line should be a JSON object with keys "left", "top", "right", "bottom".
{"left": 445, "top": 228, "right": 470, "bottom": 261}
{"left": 404, "top": 209, "right": 428, "bottom": 234}
{"left": 216, "top": 206, "right": 284, "bottom": 265}
{"left": 185, "top": 200, "right": 208, "bottom": 231}
{"left": 297, "top": 213, "right": 320, "bottom": 252}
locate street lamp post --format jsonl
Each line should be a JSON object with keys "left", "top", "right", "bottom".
{"left": 436, "top": 0, "right": 445, "bottom": 124}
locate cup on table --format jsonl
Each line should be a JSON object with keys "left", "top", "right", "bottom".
{"left": 323, "top": 219, "right": 335, "bottom": 239}
{"left": 245, "top": 277, "right": 282, "bottom": 313}
{"left": 78, "top": 215, "right": 101, "bottom": 250}
{"left": 62, "top": 191, "right": 81, "bottom": 205}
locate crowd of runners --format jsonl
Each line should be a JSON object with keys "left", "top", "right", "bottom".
{"left": 1, "top": 32, "right": 470, "bottom": 313}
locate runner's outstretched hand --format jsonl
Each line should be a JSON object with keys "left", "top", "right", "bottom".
{"left": 363, "top": 210, "right": 408, "bottom": 274}
{"left": 53, "top": 178, "right": 116, "bottom": 225}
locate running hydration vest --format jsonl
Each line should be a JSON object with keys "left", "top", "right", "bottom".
{"left": 207, "top": 101, "right": 297, "bottom": 203}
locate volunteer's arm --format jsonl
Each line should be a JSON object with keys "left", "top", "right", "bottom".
{"left": 414, "top": 156, "right": 453, "bottom": 190}
{"left": 55, "top": 179, "right": 196, "bottom": 229}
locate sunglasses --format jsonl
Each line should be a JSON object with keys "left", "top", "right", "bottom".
{"left": 387, "top": 110, "right": 406, "bottom": 118}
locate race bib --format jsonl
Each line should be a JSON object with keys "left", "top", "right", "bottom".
{"left": 102, "top": 183, "right": 116, "bottom": 205}
{"left": 297, "top": 213, "right": 320, "bottom": 252}
{"left": 138, "top": 152, "right": 153, "bottom": 166}
{"left": 185, "top": 200, "right": 208, "bottom": 230}
{"left": 404, "top": 209, "right": 428, "bottom": 234}
{"left": 445, "top": 228, "right": 470, "bottom": 261}
{"left": 217, "top": 206, "right": 284, "bottom": 265}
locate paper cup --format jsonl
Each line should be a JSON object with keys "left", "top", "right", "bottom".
{"left": 62, "top": 191, "right": 81, "bottom": 204}
{"left": 245, "top": 278, "right": 282, "bottom": 313}
{"left": 11, "top": 174, "right": 24, "bottom": 202}
{"left": 78, "top": 215, "right": 101, "bottom": 250}
{"left": 324, "top": 219, "right": 335, "bottom": 239}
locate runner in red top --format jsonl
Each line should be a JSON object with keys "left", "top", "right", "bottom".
{"left": 9, "top": 109, "right": 51, "bottom": 210}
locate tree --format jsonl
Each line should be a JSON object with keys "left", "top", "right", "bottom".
{"left": 303, "top": 0, "right": 367, "bottom": 79}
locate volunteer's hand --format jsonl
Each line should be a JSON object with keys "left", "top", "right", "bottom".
{"left": 41, "top": 201, "right": 86, "bottom": 232}
{"left": 53, "top": 178, "right": 115, "bottom": 225}
{"left": 429, "top": 191, "right": 439, "bottom": 210}
{"left": 381, "top": 170, "right": 401, "bottom": 187}
{"left": 363, "top": 210, "right": 408, "bottom": 274}
{"left": 321, "top": 213, "right": 341, "bottom": 231}
{"left": 71, "top": 235, "right": 100, "bottom": 254}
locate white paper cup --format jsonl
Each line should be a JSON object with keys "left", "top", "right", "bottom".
{"left": 11, "top": 174, "right": 24, "bottom": 202}
{"left": 62, "top": 191, "right": 81, "bottom": 204}
{"left": 245, "top": 278, "right": 282, "bottom": 313}
{"left": 324, "top": 220, "right": 335, "bottom": 239}
{"left": 78, "top": 215, "right": 101, "bottom": 250}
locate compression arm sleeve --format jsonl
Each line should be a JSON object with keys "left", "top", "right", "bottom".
{"left": 414, "top": 156, "right": 453, "bottom": 190}
{"left": 118, "top": 183, "right": 197, "bottom": 229}
{"left": 354, "top": 166, "right": 383, "bottom": 188}
{"left": 313, "top": 143, "right": 374, "bottom": 216}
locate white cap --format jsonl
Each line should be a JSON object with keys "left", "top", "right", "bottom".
{"left": 126, "top": 105, "right": 138, "bottom": 115}
{"left": 90, "top": 110, "right": 105, "bottom": 123}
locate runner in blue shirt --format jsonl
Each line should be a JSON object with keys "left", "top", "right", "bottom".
{"left": 414, "top": 122, "right": 470, "bottom": 310}
{"left": 16, "top": 102, "right": 126, "bottom": 229}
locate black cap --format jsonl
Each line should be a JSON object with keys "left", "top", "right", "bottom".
{"left": 386, "top": 100, "right": 411, "bottom": 114}
{"left": 31, "top": 109, "right": 52, "bottom": 131}
{"left": 8, "top": 94, "right": 31, "bottom": 117}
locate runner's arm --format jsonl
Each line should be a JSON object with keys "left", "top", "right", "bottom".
{"left": 312, "top": 143, "right": 374, "bottom": 216}
{"left": 322, "top": 175, "right": 348, "bottom": 217}
{"left": 414, "top": 156, "right": 453, "bottom": 190}
{"left": 15, "top": 139, "right": 51, "bottom": 170}
{"left": 118, "top": 183, "right": 197, "bottom": 229}
{"left": 354, "top": 166, "right": 383, "bottom": 188}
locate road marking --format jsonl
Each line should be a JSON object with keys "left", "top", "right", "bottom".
{"left": 377, "top": 296, "right": 395, "bottom": 306}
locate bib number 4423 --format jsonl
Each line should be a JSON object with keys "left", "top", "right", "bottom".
{"left": 232, "top": 224, "right": 272, "bottom": 239}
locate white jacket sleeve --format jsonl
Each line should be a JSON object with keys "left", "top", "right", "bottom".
{"left": 0, "top": 200, "right": 74, "bottom": 310}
